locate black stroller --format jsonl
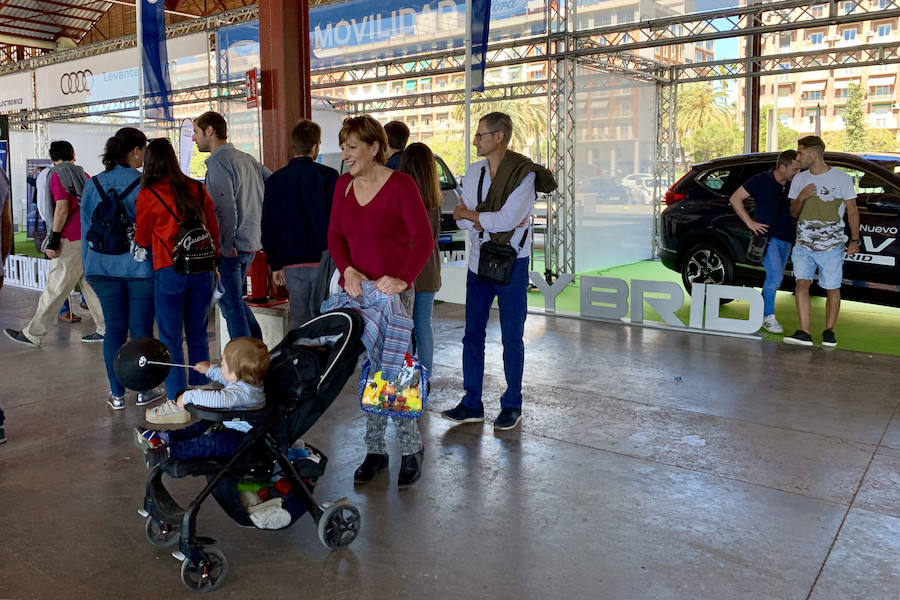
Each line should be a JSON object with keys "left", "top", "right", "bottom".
{"left": 136, "top": 309, "right": 365, "bottom": 592}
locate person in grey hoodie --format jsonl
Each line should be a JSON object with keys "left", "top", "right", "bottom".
{"left": 193, "top": 111, "right": 272, "bottom": 341}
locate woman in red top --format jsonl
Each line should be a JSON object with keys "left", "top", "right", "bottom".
{"left": 136, "top": 138, "right": 220, "bottom": 424}
{"left": 328, "top": 115, "right": 433, "bottom": 487}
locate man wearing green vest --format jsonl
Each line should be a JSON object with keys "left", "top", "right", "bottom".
{"left": 442, "top": 112, "right": 556, "bottom": 431}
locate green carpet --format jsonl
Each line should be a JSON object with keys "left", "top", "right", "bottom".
{"left": 528, "top": 259, "right": 900, "bottom": 357}
{"left": 12, "top": 232, "right": 44, "bottom": 259}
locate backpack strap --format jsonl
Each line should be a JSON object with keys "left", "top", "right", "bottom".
{"left": 149, "top": 186, "right": 180, "bottom": 258}
{"left": 92, "top": 176, "right": 110, "bottom": 204}
{"left": 93, "top": 175, "right": 141, "bottom": 208}
{"left": 121, "top": 177, "right": 141, "bottom": 198}
{"left": 149, "top": 186, "right": 182, "bottom": 225}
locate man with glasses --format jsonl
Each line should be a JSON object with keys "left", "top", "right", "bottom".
{"left": 441, "top": 112, "right": 556, "bottom": 431}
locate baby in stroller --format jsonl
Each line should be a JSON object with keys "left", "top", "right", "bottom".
{"left": 133, "top": 337, "right": 269, "bottom": 469}
{"left": 135, "top": 309, "right": 366, "bottom": 592}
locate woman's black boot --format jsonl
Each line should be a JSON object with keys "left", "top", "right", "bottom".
{"left": 354, "top": 453, "right": 389, "bottom": 483}
{"left": 398, "top": 448, "right": 424, "bottom": 487}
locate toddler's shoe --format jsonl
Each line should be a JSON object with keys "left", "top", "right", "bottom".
{"left": 146, "top": 400, "right": 191, "bottom": 425}
{"left": 133, "top": 427, "right": 164, "bottom": 452}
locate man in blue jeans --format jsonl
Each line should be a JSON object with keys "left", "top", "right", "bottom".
{"left": 193, "top": 111, "right": 271, "bottom": 341}
{"left": 441, "top": 112, "right": 556, "bottom": 431}
{"left": 729, "top": 149, "right": 801, "bottom": 334}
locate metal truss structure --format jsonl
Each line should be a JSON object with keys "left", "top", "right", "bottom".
{"left": 6, "top": 0, "right": 899, "bottom": 276}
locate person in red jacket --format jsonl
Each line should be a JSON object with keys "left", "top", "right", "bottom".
{"left": 328, "top": 115, "right": 433, "bottom": 487}
{"left": 135, "top": 138, "right": 221, "bottom": 424}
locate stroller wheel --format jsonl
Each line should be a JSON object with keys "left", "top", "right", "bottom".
{"left": 144, "top": 517, "right": 179, "bottom": 548}
{"left": 180, "top": 547, "right": 228, "bottom": 593}
{"left": 317, "top": 502, "right": 361, "bottom": 549}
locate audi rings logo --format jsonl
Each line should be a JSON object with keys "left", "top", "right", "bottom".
{"left": 60, "top": 70, "right": 93, "bottom": 95}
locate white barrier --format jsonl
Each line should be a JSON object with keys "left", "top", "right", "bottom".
{"left": 3, "top": 255, "right": 50, "bottom": 291}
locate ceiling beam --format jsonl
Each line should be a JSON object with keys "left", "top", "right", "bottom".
{"left": 0, "top": 33, "right": 56, "bottom": 49}
{"left": 40, "top": 0, "right": 106, "bottom": 15}
{"left": 0, "top": 14, "right": 89, "bottom": 34}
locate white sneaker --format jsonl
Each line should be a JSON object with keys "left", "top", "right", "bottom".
{"left": 762, "top": 315, "right": 783, "bottom": 334}
{"left": 145, "top": 400, "right": 191, "bottom": 425}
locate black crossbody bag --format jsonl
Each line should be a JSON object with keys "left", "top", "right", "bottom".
{"left": 476, "top": 166, "right": 529, "bottom": 285}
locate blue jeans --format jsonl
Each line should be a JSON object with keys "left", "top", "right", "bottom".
{"left": 154, "top": 267, "right": 214, "bottom": 400}
{"left": 218, "top": 252, "right": 262, "bottom": 341}
{"left": 86, "top": 276, "right": 155, "bottom": 397}
{"left": 462, "top": 258, "right": 529, "bottom": 410}
{"left": 412, "top": 291, "right": 436, "bottom": 374}
{"left": 761, "top": 238, "right": 792, "bottom": 317}
{"left": 165, "top": 421, "right": 245, "bottom": 460}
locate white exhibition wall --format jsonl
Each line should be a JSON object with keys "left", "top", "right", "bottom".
{"left": 574, "top": 65, "right": 657, "bottom": 272}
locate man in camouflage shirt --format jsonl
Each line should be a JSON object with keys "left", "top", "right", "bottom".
{"left": 783, "top": 136, "right": 860, "bottom": 348}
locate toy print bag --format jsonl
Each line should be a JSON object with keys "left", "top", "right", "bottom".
{"left": 357, "top": 353, "right": 428, "bottom": 419}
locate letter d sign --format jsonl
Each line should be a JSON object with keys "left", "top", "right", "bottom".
{"left": 702, "top": 284, "right": 764, "bottom": 334}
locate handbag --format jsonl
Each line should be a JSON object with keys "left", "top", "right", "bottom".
{"left": 357, "top": 353, "right": 428, "bottom": 419}
{"left": 474, "top": 166, "right": 529, "bottom": 285}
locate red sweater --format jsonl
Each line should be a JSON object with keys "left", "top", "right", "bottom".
{"left": 135, "top": 179, "right": 220, "bottom": 271}
{"left": 328, "top": 171, "right": 433, "bottom": 288}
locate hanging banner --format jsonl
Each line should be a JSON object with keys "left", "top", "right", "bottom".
{"left": 471, "top": 0, "right": 491, "bottom": 92}
{"left": 0, "top": 115, "right": 9, "bottom": 181}
{"left": 179, "top": 118, "right": 194, "bottom": 176}
{"left": 246, "top": 68, "right": 259, "bottom": 108}
{"left": 0, "top": 72, "right": 34, "bottom": 112}
{"left": 140, "top": 0, "right": 173, "bottom": 121}
{"left": 307, "top": 0, "right": 538, "bottom": 70}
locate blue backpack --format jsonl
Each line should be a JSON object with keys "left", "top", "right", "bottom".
{"left": 85, "top": 176, "right": 141, "bottom": 255}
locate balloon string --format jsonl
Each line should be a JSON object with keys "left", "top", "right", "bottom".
{"left": 145, "top": 359, "right": 193, "bottom": 368}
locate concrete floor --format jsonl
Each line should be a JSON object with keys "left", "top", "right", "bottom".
{"left": 1, "top": 284, "right": 899, "bottom": 599}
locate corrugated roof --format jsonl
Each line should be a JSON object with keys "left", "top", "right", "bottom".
{"left": 0, "top": 0, "right": 112, "bottom": 45}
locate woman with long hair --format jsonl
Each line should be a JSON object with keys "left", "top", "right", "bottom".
{"left": 135, "top": 138, "right": 220, "bottom": 424}
{"left": 327, "top": 115, "right": 433, "bottom": 487}
{"left": 81, "top": 127, "right": 164, "bottom": 410}
{"left": 398, "top": 142, "right": 442, "bottom": 385}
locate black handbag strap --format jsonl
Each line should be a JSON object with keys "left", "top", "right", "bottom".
{"left": 476, "top": 165, "right": 529, "bottom": 250}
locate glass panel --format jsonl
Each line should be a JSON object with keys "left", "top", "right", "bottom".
{"left": 574, "top": 65, "right": 656, "bottom": 271}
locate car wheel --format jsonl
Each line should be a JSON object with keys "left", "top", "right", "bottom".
{"left": 681, "top": 242, "right": 734, "bottom": 293}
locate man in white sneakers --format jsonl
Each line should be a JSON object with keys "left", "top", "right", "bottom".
{"left": 729, "top": 149, "right": 801, "bottom": 334}
{"left": 783, "top": 136, "right": 859, "bottom": 347}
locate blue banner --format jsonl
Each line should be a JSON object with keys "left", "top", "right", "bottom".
{"left": 308, "top": 0, "right": 537, "bottom": 71}
{"left": 141, "top": 0, "right": 172, "bottom": 121}
{"left": 471, "top": 0, "right": 491, "bottom": 92}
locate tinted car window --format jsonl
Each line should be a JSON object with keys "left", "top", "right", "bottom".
{"left": 700, "top": 169, "right": 730, "bottom": 191}
{"left": 435, "top": 157, "right": 456, "bottom": 191}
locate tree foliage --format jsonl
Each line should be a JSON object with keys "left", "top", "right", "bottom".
{"left": 681, "top": 119, "right": 743, "bottom": 163}
{"left": 865, "top": 128, "right": 899, "bottom": 152}
{"left": 451, "top": 97, "right": 547, "bottom": 151}
{"left": 676, "top": 83, "right": 729, "bottom": 141}
{"left": 843, "top": 83, "right": 867, "bottom": 153}
{"left": 758, "top": 105, "right": 801, "bottom": 152}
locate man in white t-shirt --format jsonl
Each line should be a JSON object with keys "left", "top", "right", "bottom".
{"left": 783, "top": 135, "right": 860, "bottom": 348}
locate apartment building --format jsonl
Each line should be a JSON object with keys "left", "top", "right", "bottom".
{"left": 742, "top": 1, "right": 899, "bottom": 140}
{"left": 325, "top": 0, "right": 711, "bottom": 174}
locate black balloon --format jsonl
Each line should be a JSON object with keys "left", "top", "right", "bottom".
{"left": 114, "top": 338, "right": 172, "bottom": 391}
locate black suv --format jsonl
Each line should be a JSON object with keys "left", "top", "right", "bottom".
{"left": 658, "top": 152, "right": 900, "bottom": 308}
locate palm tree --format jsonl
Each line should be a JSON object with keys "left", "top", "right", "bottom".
{"left": 676, "top": 83, "right": 730, "bottom": 140}
{"left": 451, "top": 97, "right": 547, "bottom": 151}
